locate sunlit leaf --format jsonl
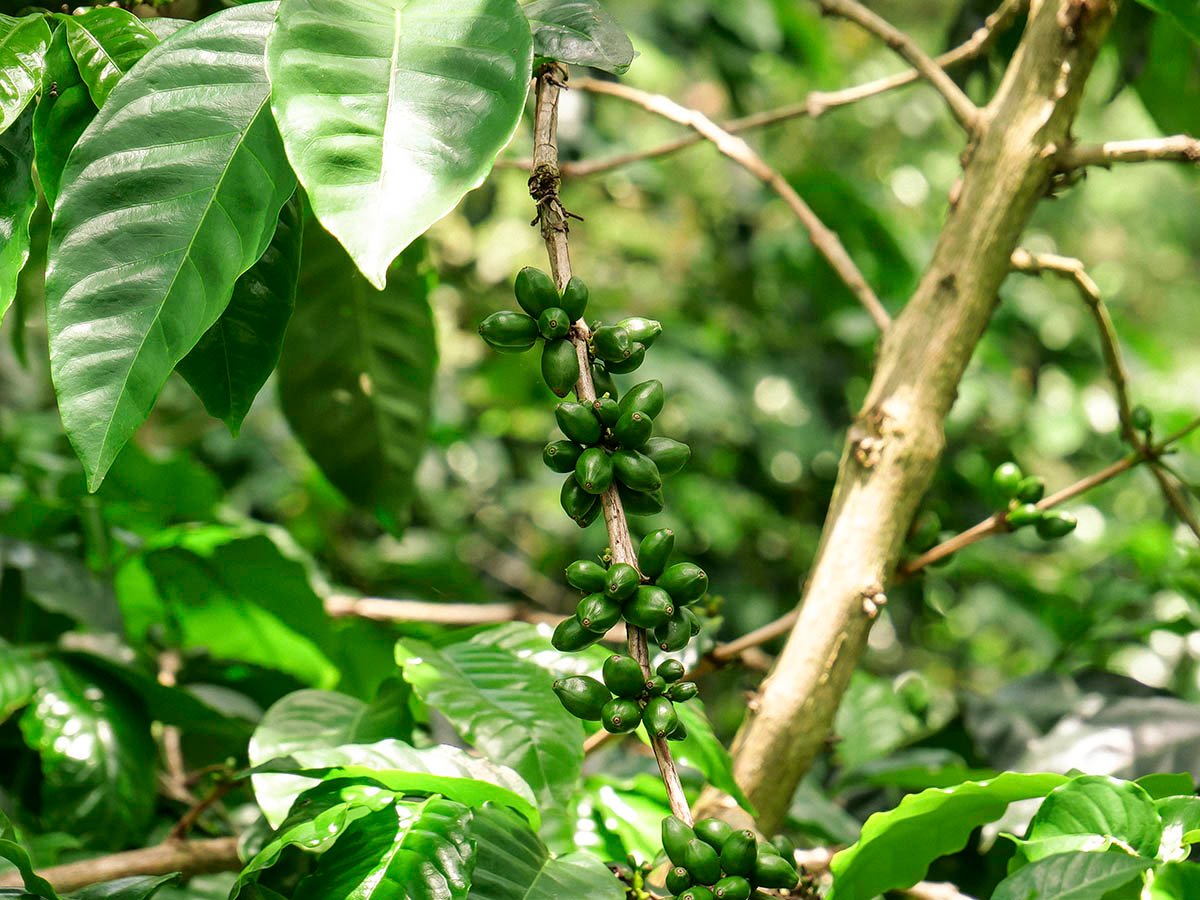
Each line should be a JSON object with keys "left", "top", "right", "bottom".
{"left": 0, "top": 13, "right": 50, "bottom": 135}
{"left": 1011, "top": 776, "right": 1161, "bottom": 863}
{"left": 992, "top": 852, "right": 1152, "bottom": 900}
{"left": 0, "top": 104, "right": 36, "bottom": 323}
{"left": 60, "top": 7, "right": 157, "bottom": 107}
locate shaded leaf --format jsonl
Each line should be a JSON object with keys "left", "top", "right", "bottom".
{"left": 17, "top": 661, "right": 156, "bottom": 850}
{"left": 0, "top": 13, "right": 50, "bottom": 134}
{"left": 266, "top": 0, "right": 532, "bottom": 287}
{"left": 0, "top": 644, "right": 46, "bottom": 723}
{"left": 992, "top": 852, "right": 1151, "bottom": 900}
{"left": 0, "top": 810, "right": 59, "bottom": 900}
{"left": 60, "top": 7, "right": 157, "bottom": 107}
{"left": 69, "top": 875, "right": 180, "bottom": 900}
{"left": 467, "top": 804, "right": 623, "bottom": 900}
{"left": 1013, "top": 776, "right": 1161, "bottom": 863}
{"left": 523, "top": 0, "right": 635, "bottom": 74}
{"left": 32, "top": 24, "right": 95, "bottom": 208}
{"left": 45, "top": 2, "right": 296, "bottom": 489}
{"left": 0, "top": 537, "right": 122, "bottom": 632}
{"left": 827, "top": 772, "right": 1071, "bottom": 900}
{"left": 177, "top": 194, "right": 302, "bottom": 434}
{"left": 277, "top": 228, "right": 436, "bottom": 531}
{"left": 0, "top": 104, "right": 36, "bottom": 323}
{"left": 1135, "top": 0, "right": 1200, "bottom": 43}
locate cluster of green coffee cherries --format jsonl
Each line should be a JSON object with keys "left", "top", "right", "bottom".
{"left": 553, "top": 653, "right": 696, "bottom": 740}
{"left": 660, "top": 816, "right": 800, "bottom": 898}
{"left": 991, "top": 461, "right": 1077, "bottom": 539}
{"left": 478, "top": 266, "right": 662, "bottom": 396}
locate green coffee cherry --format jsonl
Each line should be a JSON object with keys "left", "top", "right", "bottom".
{"left": 542, "top": 440, "right": 582, "bottom": 473}
{"left": 712, "top": 876, "right": 751, "bottom": 900}
{"left": 657, "top": 658, "right": 685, "bottom": 682}
{"left": 561, "top": 277, "right": 589, "bottom": 322}
{"left": 566, "top": 559, "right": 607, "bottom": 593}
{"left": 538, "top": 307, "right": 571, "bottom": 340}
{"left": 613, "top": 449, "right": 662, "bottom": 492}
{"left": 666, "top": 866, "right": 692, "bottom": 895}
{"left": 667, "top": 719, "right": 688, "bottom": 741}
{"left": 908, "top": 510, "right": 941, "bottom": 553}
{"left": 667, "top": 681, "right": 698, "bottom": 702}
{"left": 644, "top": 674, "right": 666, "bottom": 697}
{"left": 1006, "top": 502, "right": 1041, "bottom": 528}
{"left": 479, "top": 310, "right": 539, "bottom": 353}
{"left": 753, "top": 853, "right": 798, "bottom": 889}
{"left": 654, "top": 608, "right": 692, "bottom": 651}
{"left": 551, "top": 616, "right": 601, "bottom": 652}
{"left": 592, "top": 325, "right": 632, "bottom": 363}
{"left": 770, "top": 834, "right": 797, "bottom": 861}
{"left": 718, "top": 830, "right": 757, "bottom": 877}
{"left": 605, "top": 562, "right": 640, "bottom": 600}
{"left": 642, "top": 696, "right": 678, "bottom": 738}
{"left": 682, "top": 838, "right": 721, "bottom": 885}
{"left": 552, "top": 675, "right": 609, "bottom": 720}
{"left": 618, "top": 380, "right": 664, "bottom": 419}
{"left": 555, "top": 401, "right": 602, "bottom": 444}
{"left": 617, "top": 316, "right": 662, "bottom": 348}
{"left": 693, "top": 818, "right": 733, "bottom": 850}
{"left": 561, "top": 476, "right": 597, "bottom": 520}
{"left": 619, "top": 484, "right": 666, "bottom": 516}
{"left": 541, "top": 338, "right": 580, "bottom": 398}
{"left": 678, "top": 887, "right": 714, "bottom": 900}
{"left": 574, "top": 502, "right": 600, "bottom": 528}
{"left": 1036, "top": 509, "right": 1077, "bottom": 539}
{"left": 603, "top": 654, "right": 647, "bottom": 698}
{"left": 623, "top": 585, "right": 675, "bottom": 628}
{"left": 993, "top": 461, "right": 1023, "bottom": 500}
{"left": 514, "top": 266, "right": 559, "bottom": 318}
{"left": 614, "top": 409, "right": 653, "bottom": 448}
{"left": 638, "top": 528, "right": 675, "bottom": 579}
{"left": 592, "top": 364, "right": 618, "bottom": 402}
{"left": 592, "top": 396, "right": 620, "bottom": 427}
{"left": 643, "top": 436, "right": 690, "bottom": 476}
{"left": 576, "top": 592, "right": 622, "bottom": 633}
{"left": 601, "top": 697, "right": 642, "bottom": 734}
{"left": 605, "top": 342, "right": 646, "bottom": 374}
{"left": 682, "top": 607, "right": 703, "bottom": 636}
{"left": 1131, "top": 405, "right": 1153, "bottom": 432}
{"left": 658, "top": 562, "right": 708, "bottom": 605}
{"left": 575, "top": 447, "right": 614, "bottom": 494}
{"left": 662, "top": 816, "right": 696, "bottom": 867}
{"left": 1016, "top": 475, "right": 1045, "bottom": 503}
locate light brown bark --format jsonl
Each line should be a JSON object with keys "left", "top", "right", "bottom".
{"left": 708, "top": 0, "right": 1120, "bottom": 832}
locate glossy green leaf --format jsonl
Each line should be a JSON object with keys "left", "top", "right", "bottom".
{"left": 177, "top": 194, "right": 303, "bottom": 434}
{"left": 396, "top": 639, "right": 584, "bottom": 847}
{"left": 0, "top": 13, "right": 50, "bottom": 135}
{"left": 827, "top": 772, "right": 1071, "bottom": 900}
{"left": 469, "top": 622, "right": 610, "bottom": 679}
{"left": 992, "top": 852, "right": 1152, "bottom": 900}
{"left": 523, "top": 0, "right": 635, "bottom": 74}
{"left": 1135, "top": 0, "right": 1200, "bottom": 43}
{"left": 266, "top": 0, "right": 533, "bottom": 287}
{"left": 45, "top": 2, "right": 296, "bottom": 490}
{"left": 33, "top": 24, "right": 95, "bottom": 208}
{"left": 467, "top": 804, "right": 624, "bottom": 900}
{"left": 293, "top": 796, "right": 473, "bottom": 900}
{"left": 277, "top": 228, "right": 436, "bottom": 530}
{"left": 0, "top": 810, "right": 60, "bottom": 900}
{"left": 1156, "top": 795, "right": 1200, "bottom": 860}
{"left": 1014, "top": 776, "right": 1161, "bottom": 863}
{"left": 17, "top": 661, "right": 156, "bottom": 850}
{"left": 70, "top": 875, "right": 180, "bottom": 900}
{"left": 0, "top": 104, "right": 36, "bottom": 323}
{"left": 140, "top": 19, "right": 190, "bottom": 41}
{"left": 60, "top": 8, "right": 157, "bottom": 107}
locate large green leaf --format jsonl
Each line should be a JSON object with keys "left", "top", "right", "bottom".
{"left": 1013, "top": 776, "right": 1161, "bottom": 863}
{"left": 396, "top": 639, "right": 585, "bottom": 847}
{"left": 177, "top": 194, "right": 302, "bottom": 434}
{"left": 277, "top": 228, "right": 436, "bottom": 530}
{"left": 523, "top": 0, "right": 635, "bottom": 74}
{"left": 1150, "top": 862, "right": 1200, "bottom": 898}
{"left": 827, "top": 772, "right": 1072, "bottom": 900}
{"left": 0, "top": 810, "right": 59, "bottom": 900}
{"left": 0, "top": 104, "right": 35, "bottom": 322}
{"left": 292, "top": 796, "right": 474, "bottom": 900}
{"left": 70, "top": 875, "right": 180, "bottom": 900}
{"left": 992, "top": 852, "right": 1152, "bottom": 900}
{"left": 0, "top": 14, "right": 50, "bottom": 135}
{"left": 467, "top": 804, "right": 623, "bottom": 900}
{"left": 1135, "top": 0, "right": 1200, "bottom": 43}
{"left": 266, "top": 0, "right": 533, "bottom": 288}
{"left": 32, "top": 24, "right": 95, "bottom": 208}
{"left": 45, "top": 2, "right": 296, "bottom": 490}
{"left": 17, "top": 661, "right": 156, "bottom": 850}
{"left": 60, "top": 8, "right": 157, "bottom": 107}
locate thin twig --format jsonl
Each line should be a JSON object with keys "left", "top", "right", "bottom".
{"left": 573, "top": 78, "right": 890, "bottom": 332}
{"left": 814, "top": 0, "right": 979, "bottom": 130}
{"left": 502, "top": 0, "right": 1026, "bottom": 178}
{"left": 529, "top": 63, "right": 692, "bottom": 824}
{"left": 1059, "top": 135, "right": 1200, "bottom": 170}
{"left": 169, "top": 777, "right": 237, "bottom": 841}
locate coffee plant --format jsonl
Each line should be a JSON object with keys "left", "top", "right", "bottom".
{"left": 2, "top": 0, "right": 1200, "bottom": 899}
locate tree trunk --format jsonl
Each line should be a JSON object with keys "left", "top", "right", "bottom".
{"left": 708, "top": 0, "right": 1119, "bottom": 833}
